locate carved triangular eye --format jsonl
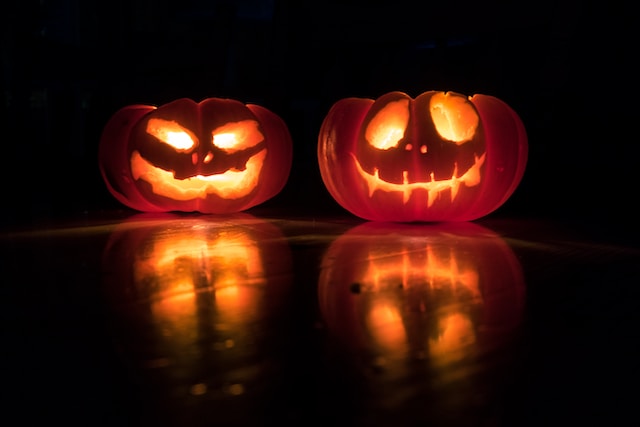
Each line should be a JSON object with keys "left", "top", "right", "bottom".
{"left": 429, "top": 93, "right": 479, "bottom": 145}
{"left": 146, "top": 118, "right": 197, "bottom": 151}
{"left": 212, "top": 120, "right": 264, "bottom": 153}
{"left": 366, "top": 99, "right": 410, "bottom": 150}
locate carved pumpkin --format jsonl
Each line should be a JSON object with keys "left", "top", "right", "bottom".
{"left": 101, "top": 213, "right": 293, "bottom": 405}
{"left": 318, "top": 221, "right": 526, "bottom": 373}
{"left": 99, "top": 98, "right": 293, "bottom": 214}
{"left": 317, "top": 91, "right": 528, "bottom": 222}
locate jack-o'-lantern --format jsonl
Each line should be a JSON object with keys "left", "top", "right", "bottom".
{"left": 101, "top": 213, "right": 293, "bottom": 410}
{"left": 318, "top": 221, "right": 526, "bottom": 398}
{"left": 99, "top": 97, "right": 293, "bottom": 214}
{"left": 317, "top": 91, "right": 528, "bottom": 222}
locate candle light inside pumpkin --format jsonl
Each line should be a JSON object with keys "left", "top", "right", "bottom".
{"left": 318, "top": 90, "right": 527, "bottom": 222}
{"left": 99, "top": 97, "right": 292, "bottom": 214}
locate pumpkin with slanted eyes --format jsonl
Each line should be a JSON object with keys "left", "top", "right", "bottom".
{"left": 99, "top": 97, "right": 293, "bottom": 214}
{"left": 317, "top": 91, "right": 528, "bottom": 222}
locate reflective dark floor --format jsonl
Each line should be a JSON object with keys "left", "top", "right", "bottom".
{"left": 2, "top": 208, "right": 639, "bottom": 427}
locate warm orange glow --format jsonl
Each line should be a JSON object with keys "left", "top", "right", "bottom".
{"left": 367, "top": 301, "right": 408, "bottom": 352}
{"left": 208, "top": 236, "right": 265, "bottom": 285}
{"left": 215, "top": 285, "right": 261, "bottom": 325}
{"left": 134, "top": 233, "right": 264, "bottom": 294}
{"left": 425, "top": 245, "right": 480, "bottom": 299}
{"left": 361, "top": 243, "right": 481, "bottom": 299}
{"left": 98, "top": 216, "right": 297, "bottom": 401}
{"left": 212, "top": 120, "right": 264, "bottom": 152}
{"left": 429, "top": 312, "right": 476, "bottom": 363}
{"left": 209, "top": 236, "right": 264, "bottom": 323}
{"left": 146, "top": 118, "right": 198, "bottom": 151}
{"left": 429, "top": 93, "right": 479, "bottom": 144}
{"left": 352, "top": 152, "right": 485, "bottom": 206}
{"left": 130, "top": 149, "right": 266, "bottom": 200}
{"left": 151, "top": 289, "right": 198, "bottom": 351}
{"left": 365, "top": 99, "right": 410, "bottom": 150}
{"left": 354, "top": 239, "right": 482, "bottom": 365}
{"left": 133, "top": 230, "right": 266, "bottom": 338}
{"left": 318, "top": 220, "right": 527, "bottom": 390}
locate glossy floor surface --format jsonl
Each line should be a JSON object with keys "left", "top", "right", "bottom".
{"left": 2, "top": 210, "right": 639, "bottom": 427}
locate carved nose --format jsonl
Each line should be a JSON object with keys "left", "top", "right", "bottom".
{"left": 191, "top": 151, "right": 214, "bottom": 165}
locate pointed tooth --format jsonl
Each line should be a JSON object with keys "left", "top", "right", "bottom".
{"left": 427, "top": 190, "right": 436, "bottom": 207}
{"left": 426, "top": 172, "right": 437, "bottom": 207}
{"left": 403, "top": 171, "right": 411, "bottom": 204}
{"left": 450, "top": 180, "right": 460, "bottom": 201}
{"left": 367, "top": 169, "right": 378, "bottom": 197}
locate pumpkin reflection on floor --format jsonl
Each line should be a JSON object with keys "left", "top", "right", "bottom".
{"left": 100, "top": 213, "right": 293, "bottom": 423}
{"left": 318, "top": 221, "right": 526, "bottom": 423}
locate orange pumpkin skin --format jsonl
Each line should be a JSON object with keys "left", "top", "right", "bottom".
{"left": 317, "top": 91, "right": 528, "bottom": 222}
{"left": 99, "top": 98, "right": 293, "bottom": 214}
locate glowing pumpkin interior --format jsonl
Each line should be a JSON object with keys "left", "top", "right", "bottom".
{"left": 355, "top": 92, "right": 485, "bottom": 207}
{"left": 101, "top": 215, "right": 295, "bottom": 399}
{"left": 134, "top": 229, "right": 267, "bottom": 337}
{"left": 131, "top": 118, "right": 266, "bottom": 201}
{"left": 319, "top": 223, "right": 526, "bottom": 374}
{"left": 356, "top": 239, "right": 483, "bottom": 364}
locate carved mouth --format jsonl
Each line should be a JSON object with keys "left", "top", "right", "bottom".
{"left": 353, "top": 152, "right": 486, "bottom": 207}
{"left": 130, "top": 149, "right": 266, "bottom": 200}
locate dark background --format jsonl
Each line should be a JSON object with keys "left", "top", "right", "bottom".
{"left": 1, "top": 0, "right": 636, "bottom": 231}
{"left": 2, "top": 3, "right": 640, "bottom": 427}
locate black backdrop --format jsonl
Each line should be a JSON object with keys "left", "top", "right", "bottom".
{"left": 2, "top": 0, "right": 636, "bottom": 232}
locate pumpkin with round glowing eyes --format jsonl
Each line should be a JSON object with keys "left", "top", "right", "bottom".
{"left": 317, "top": 91, "right": 528, "bottom": 222}
{"left": 99, "top": 97, "right": 293, "bottom": 214}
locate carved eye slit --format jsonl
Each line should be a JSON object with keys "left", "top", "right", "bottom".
{"left": 146, "top": 118, "right": 197, "bottom": 151}
{"left": 429, "top": 92, "right": 479, "bottom": 144}
{"left": 212, "top": 120, "right": 264, "bottom": 153}
{"left": 366, "top": 99, "right": 410, "bottom": 150}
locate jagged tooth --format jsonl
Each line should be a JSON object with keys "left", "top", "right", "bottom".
{"left": 426, "top": 172, "right": 436, "bottom": 207}
{"left": 448, "top": 163, "right": 460, "bottom": 202}
{"left": 367, "top": 169, "right": 378, "bottom": 197}
{"left": 450, "top": 180, "right": 460, "bottom": 201}
{"left": 427, "top": 189, "right": 436, "bottom": 207}
{"left": 403, "top": 171, "right": 411, "bottom": 204}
